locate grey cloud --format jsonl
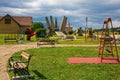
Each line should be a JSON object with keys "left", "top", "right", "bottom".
{"left": 0, "top": 0, "right": 120, "bottom": 29}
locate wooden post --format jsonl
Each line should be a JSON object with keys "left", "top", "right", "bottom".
{"left": 85, "top": 28, "right": 87, "bottom": 42}
{"left": 97, "top": 31, "right": 99, "bottom": 41}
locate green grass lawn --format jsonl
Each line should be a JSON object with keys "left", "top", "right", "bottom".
{"left": 57, "top": 39, "right": 99, "bottom": 44}
{"left": 8, "top": 47, "right": 120, "bottom": 80}
{"left": 0, "top": 34, "right": 37, "bottom": 45}
{"left": 50, "top": 35, "right": 99, "bottom": 44}
{"left": 0, "top": 34, "right": 99, "bottom": 45}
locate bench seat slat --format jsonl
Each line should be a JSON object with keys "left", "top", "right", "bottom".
{"left": 17, "top": 62, "right": 27, "bottom": 69}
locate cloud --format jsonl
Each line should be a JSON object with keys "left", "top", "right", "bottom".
{"left": 112, "top": 20, "right": 120, "bottom": 27}
{"left": 0, "top": 0, "right": 120, "bottom": 29}
{"left": 107, "top": 0, "right": 120, "bottom": 4}
{"left": 88, "top": 21, "right": 102, "bottom": 29}
{"left": 23, "top": 0, "right": 42, "bottom": 8}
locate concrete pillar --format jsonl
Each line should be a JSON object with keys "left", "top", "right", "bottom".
{"left": 60, "top": 16, "right": 65, "bottom": 31}
{"left": 45, "top": 17, "right": 51, "bottom": 29}
{"left": 60, "top": 16, "right": 67, "bottom": 33}
{"left": 50, "top": 16, "right": 55, "bottom": 30}
{"left": 54, "top": 17, "right": 57, "bottom": 30}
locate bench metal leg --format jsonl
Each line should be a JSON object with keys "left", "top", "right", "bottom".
{"left": 12, "top": 75, "right": 34, "bottom": 80}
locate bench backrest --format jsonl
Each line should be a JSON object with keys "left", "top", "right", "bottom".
{"left": 20, "top": 52, "right": 31, "bottom": 67}
{"left": 21, "top": 52, "right": 31, "bottom": 60}
{"left": 66, "top": 36, "right": 75, "bottom": 40}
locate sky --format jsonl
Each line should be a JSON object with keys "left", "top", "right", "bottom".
{"left": 0, "top": 0, "right": 120, "bottom": 30}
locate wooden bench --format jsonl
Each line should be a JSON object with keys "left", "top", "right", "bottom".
{"left": 66, "top": 36, "right": 75, "bottom": 40}
{"left": 4, "top": 37, "right": 18, "bottom": 43}
{"left": 37, "top": 38, "right": 55, "bottom": 47}
{"left": 9, "top": 51, "right": 33, "bottom": 79}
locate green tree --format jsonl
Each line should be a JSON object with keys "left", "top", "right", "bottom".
{"left": 30, "top": 22, "right": 44, "bottom": 31}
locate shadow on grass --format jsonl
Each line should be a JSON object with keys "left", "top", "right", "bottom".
{"left": 10, "top": 69, "right": 34, "bottom": 80}
{"left": 33, "top": 70, "right": 47, "bottom": 79}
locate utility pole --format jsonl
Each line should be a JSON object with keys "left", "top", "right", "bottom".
{"left": 85, "top": 17, "right": 88, "bottom": 41}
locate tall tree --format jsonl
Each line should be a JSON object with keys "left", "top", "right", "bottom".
{"left": 30, "top": 22, "right": 44, "bottom": 31}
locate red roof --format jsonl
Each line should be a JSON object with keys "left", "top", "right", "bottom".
{"left": 0, "top": 15, "right": 32, "bottom": 26}
{"left": 0, "top": 16, "right": 3, "bottom": 19}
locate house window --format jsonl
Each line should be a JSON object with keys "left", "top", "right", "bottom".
{"left": 5, "top": 17, "right": 11, "bottom": 24}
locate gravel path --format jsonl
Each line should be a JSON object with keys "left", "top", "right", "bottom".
{"left": 0, "top": 43, "right": 37, "bottom": 80}
{"left": 0, "top": 43, "right": 98, "bottom": 80}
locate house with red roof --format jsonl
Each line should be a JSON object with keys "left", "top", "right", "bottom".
{"left": 0, "top": 14, "right": 33, "bottom": 34}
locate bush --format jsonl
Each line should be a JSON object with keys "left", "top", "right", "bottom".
{"left": 24, "top": 30, "right": 31, "bottom": 35}
{"left": 68, "top": 30, "right": 74, "bottom": 35}
{"left": 36, "top": 28, "right": 46, "bottom": 38}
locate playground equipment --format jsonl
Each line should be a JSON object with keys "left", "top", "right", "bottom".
{"left": 85, "top": 28, "right": 96, "bottom": 41}
{"left": 84, "top": 17, "right": 97, "bottom": 41}
{"left": 98, "top": 18, "right": 119, "bottom": 62}
{"left": 77, "top": 27, "right": 83, "bottom": 36}
{"left": 45, "top": 16, "right": 58, "bottom": 36}
{"left": 46, "top": 16, "right": 68, "bottom": 36}
{"left": 88, "top": 28, "right": 93, "bottom": 37}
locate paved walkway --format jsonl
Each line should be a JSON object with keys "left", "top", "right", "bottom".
{"left": 0, "top": 43, "right": 99, "bottom": 80}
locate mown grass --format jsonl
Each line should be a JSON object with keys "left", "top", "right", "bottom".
{"left": 8, "top": 47, "right": 120, "bottom": 80}
{"left": 50, "top": 35, "right": 99, "bottom": 44}
{"left": 57, "top": 39, "right": 99, "bottom": 44}
{"left": 0, "top": 34, "right": 99, "bottom": 45}
{"left": 0, "top": 34, "right": 36, "bottom": 45}
{"left": 0, "top": 34, "right": 5, "bottom": 44}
